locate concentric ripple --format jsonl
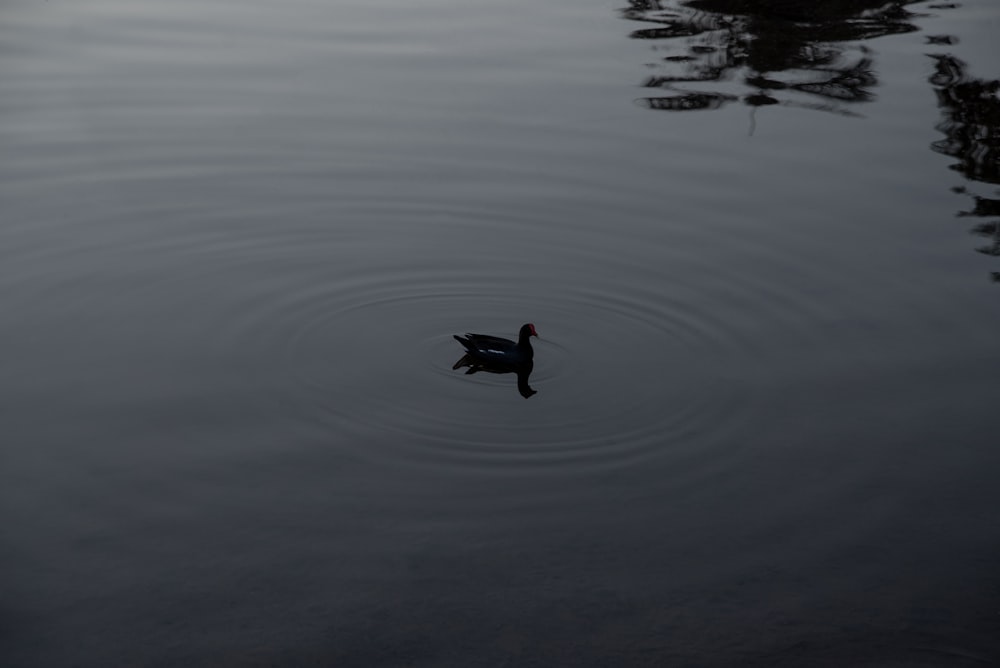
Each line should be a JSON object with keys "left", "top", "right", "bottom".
{"left": 226, "top": 252, "right": 767, "bottom": 474}
{"left": 2, "top": 202, "right": 871, "bottom": 476}
{"left": 17, "top": 208, "right": 784, "bottom": 475}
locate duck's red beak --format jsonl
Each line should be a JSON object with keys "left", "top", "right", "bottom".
{"left": 529, "top": 324, "right": 538, "bottom": 337}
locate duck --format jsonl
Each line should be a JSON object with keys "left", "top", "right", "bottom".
{"left": 453, "top": 323, "right": 537, "bottom": 366}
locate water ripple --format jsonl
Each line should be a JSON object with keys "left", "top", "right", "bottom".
{"left": 221, "top": 259, "right": 763, "bottom": 473}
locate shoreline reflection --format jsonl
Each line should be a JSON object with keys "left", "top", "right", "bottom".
{"left": 928, "top": 53, "right": 1000, "bottom": 284}
{"left": 621, "top": 0, "right": 921, "bottom": 114}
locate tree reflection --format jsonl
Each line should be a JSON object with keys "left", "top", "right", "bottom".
{"left": 621, "top": 0, "right": 921, "bottom": 114}
{"left": 928, "top": 54, "right": 1000, "bottom": 283}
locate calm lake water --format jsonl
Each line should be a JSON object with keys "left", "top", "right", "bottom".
{"left": 2, "top": 0, "right": 998, "bottom": 665}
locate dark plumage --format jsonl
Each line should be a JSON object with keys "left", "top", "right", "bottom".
{"left": 452, "top": 323, "right": 538, "bottom": 366}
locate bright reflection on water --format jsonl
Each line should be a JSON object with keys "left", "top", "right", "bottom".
{"left": 1, "top": 0, "right": 998, "bottom": 665}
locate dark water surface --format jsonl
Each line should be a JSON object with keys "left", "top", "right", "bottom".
{"left": 2, "top": 0, "right": 999, "bottom": 665}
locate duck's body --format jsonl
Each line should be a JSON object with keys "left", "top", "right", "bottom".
{"left": 453, "top": 323, "right": 537, "bottom": 366}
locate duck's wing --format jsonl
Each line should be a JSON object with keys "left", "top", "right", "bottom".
{"left": 463, "top": 333, "right": 516, "bottom": 349}
{"left": 453, "top": 334, "right": 482, "bottom": 352}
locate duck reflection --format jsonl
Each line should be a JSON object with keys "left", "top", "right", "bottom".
{"left": 621, "top": 0, "right": 920, "bottom": 116}
{"left": 928, "top": 53, "right": 1000, "bottom": 283}
{"left": 452, "top": 355, "right": 537, "bottom": 399}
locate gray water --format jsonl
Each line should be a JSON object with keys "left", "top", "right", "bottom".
{"left": 2, "top": 0, "right": 998, "bottom": 665}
